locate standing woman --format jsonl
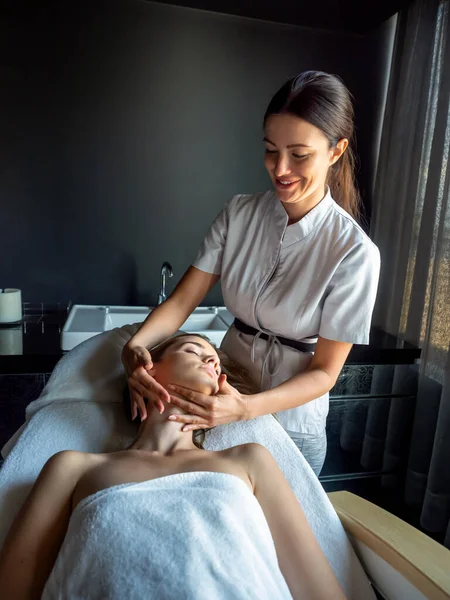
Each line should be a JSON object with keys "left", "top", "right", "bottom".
{"left": 122, "top": 71, "right": 380, "bottom": 476}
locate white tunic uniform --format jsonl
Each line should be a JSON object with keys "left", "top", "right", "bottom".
{"left": 193, "top": 189, "right": 380, "bottom": 435}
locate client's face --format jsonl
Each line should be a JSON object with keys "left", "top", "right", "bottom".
{"left": 151, "top": 336, "right": 221, "bottom": 396}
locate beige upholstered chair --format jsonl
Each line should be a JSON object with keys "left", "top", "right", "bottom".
{"left": 329, "top": 492, "right": 450, "bottom": 600}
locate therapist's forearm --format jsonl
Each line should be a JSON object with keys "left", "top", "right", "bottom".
{"left": 126, "top": 266, "right": 220, "bottom": 351}
{"left": 246, "top": 368, "right": 335, "bottom": 420}
{"left": 127, "top": 298, "right": 189, "bottom": 350}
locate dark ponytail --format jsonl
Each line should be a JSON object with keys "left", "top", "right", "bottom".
{"left": 327, "top": 144, "right": 360, "bottom": 220}
{"left": 264, "top": 71, "right": 360, "bottom": 220}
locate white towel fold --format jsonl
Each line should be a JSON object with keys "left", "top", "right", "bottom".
{"left": 42, "top": 472, "right": 293, "bottom": 600}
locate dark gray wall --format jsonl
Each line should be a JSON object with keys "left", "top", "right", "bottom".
{"left": 0, "top": 0, "right": 396, "bottom": 306}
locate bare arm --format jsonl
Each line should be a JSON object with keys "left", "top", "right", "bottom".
{"left": 126, "top": 266, "right": 219, "bottom": 351}
{"left": 0, "top": 451, "right": 87, "bottom": 600}
{"left": 246, "top": 336, "right": 352, "bottom": 419}
{"left": 246, "top": 443, "right": 347, "bottom": 600}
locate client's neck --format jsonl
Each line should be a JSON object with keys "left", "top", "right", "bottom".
{"left": 128, "top": 392, "right": 200, "bottom": 456}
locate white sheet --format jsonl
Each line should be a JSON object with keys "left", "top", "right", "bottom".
{"left": 42, "top": 472, "right": 293, "bottom": 600}
{"left": 0, "top": 325, "right": 375, "bottom": 599}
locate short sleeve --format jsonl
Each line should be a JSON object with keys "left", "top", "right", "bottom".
{"left": 319, "top": 241, "right": 381, "bottom": 344}
{"left": 192, "top": 203, "right": 230, "bottom": 275}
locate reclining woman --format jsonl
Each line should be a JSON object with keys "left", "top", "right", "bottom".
{"left": 0, "top": 334, "right": 346, "bottom": 600}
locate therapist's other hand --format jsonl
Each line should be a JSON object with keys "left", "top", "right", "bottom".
{"left": 166, "top": 374, "right": 249, "bottom": 431}
{"left": 122, "top": 344, "right": 170, "bottom": 421}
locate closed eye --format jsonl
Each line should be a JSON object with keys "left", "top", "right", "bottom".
{"left": 181, "top": 342, "right": 220, "bottom": 372}
{"left": 265, "top": 148, "right": 308, "bottom": 160}
{"left": 185, "top": 348, "right": 200, "bottom": 356}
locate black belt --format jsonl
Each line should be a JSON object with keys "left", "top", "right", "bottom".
{"left": 233, "top": 318, "right": 317, "bottom": 353}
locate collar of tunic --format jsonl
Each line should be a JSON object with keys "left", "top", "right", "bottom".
{"left": 271, "top": 186, "right": 334, "bottom": 247}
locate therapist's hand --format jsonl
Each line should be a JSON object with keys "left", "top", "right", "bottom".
{"left": 122, "top": 344, "right": 170, "bottom": 421}
{"left": 166, "top": 375, "right": 249, "bottom": 431}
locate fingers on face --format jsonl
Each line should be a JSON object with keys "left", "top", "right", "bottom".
{"left": 170, "top": 396, "right": 208, "bottom": 419}
{"left": 130, "top": 388, "right": 147, "bottom": 421}
{"left": 129, "top": 376, "right": 149, "bottom": 398}
{"left": 131, "top": 399, "right": 137, "bottom": 420}
{"left": 128, "top": 379, "right": 155, "bottom": 420}
{"left": 186, "top": 423, "right": 208, "bottom": 432}
{"left": 172, "top": 388, "right": 214, "bottom": 409}
{"left": 131, "top": 370, "right": 170, "bottom": 403}
{"left": 171, "top": 387, "right": 193, "bottom": 402}
{"left": 170, "top": 411, "right": 214, "bottom": 428}
{"left": 148, "top": 376, "right": 170, "bottom": 403}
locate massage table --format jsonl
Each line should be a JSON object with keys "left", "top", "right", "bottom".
{"left": 1, "top": 325, "right": 449, "bottom": 599}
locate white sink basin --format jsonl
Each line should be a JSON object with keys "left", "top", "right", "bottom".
{"left": 181, "top": 312, "right": 227, "bottom": 331}
{"left": 61, "top": 305, "right": 232, "bottom": 351}
{"left": 105, "top": 307, "right": 151, "bottom": 330}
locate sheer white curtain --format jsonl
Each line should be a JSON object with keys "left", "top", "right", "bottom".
{"left": 371, "top": 0, "right": 450, "bottom": 544}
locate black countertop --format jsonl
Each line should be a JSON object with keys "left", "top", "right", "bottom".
{"left": 0, "top": 304, "right": 421, "bottom": 375}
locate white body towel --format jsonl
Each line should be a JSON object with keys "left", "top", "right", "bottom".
{"left": 42, "top": 472, "right": 293, "bottom": 600}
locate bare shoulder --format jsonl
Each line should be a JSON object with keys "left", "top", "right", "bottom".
{"left": 242, "top": 443, "right": 279, "bottom": 472}
{"left": 220, "top": 442, "right": 270, "bottom": 460}
{"left": 230, "top": 442, "right": 274, "bottom": 461}
{"left": 42, "top": 450, "right": 100, "bottom": 478}
{"left": 223, "top": 443, "right": 277, "bottom": 483}
{"left": 46, "top": 449, "right": 95, "bottom": 464}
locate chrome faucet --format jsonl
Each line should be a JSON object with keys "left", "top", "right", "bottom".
{"left": 158, "top": 262, "right": 173, "bottom": 305}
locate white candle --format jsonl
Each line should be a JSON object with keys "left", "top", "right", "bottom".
{"left": 0, "top": 288, "right": 23, "bottom": 323}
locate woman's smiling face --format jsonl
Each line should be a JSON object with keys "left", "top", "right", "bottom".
{"left": 151, "top": 336, "right": 221, "bottom": 396}
{"left": 264, "top": 113, "right": 345, "bottom": 211}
